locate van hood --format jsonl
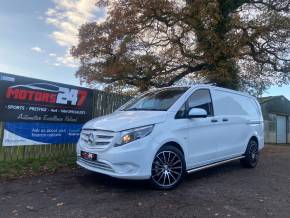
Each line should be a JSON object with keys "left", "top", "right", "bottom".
{"left": 83, "top": 111, "right": 168, "bottom": 132}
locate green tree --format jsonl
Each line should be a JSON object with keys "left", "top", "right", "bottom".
{"left": 71, "top": 0, "right": 290, "bottom": 95}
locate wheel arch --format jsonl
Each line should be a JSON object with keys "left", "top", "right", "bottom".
{"left": 249, "top": 135, "right": 259, "bottom": 145}
{"left": 161, "top": 141, "right": 185, "bottom": 156}
{"left": 242, "top": 135, "right": 260, "bottom": 154}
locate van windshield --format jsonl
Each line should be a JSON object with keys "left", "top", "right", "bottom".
{"left": 122, "top": 87, "right": 189, "bottom": 111}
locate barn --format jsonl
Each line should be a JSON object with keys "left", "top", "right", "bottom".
{"left": 259, "top": 96, "right": 290, "bottom": 144}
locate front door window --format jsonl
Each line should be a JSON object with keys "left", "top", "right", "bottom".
{"left": 187, "top": 89, "right": 214, "bottom": 116}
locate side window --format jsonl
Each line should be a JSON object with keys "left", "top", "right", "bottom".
{"left": 187, "top": 89, "right": 214, "bottom": 116}
{"left": 175, "top": 89, "right": 214, "bottom": 119}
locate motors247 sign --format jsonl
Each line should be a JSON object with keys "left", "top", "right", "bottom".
{"left": 0, "top": 72, "right": 93, "bottom": 123}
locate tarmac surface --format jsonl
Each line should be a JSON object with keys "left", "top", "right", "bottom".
{"left": 1, "top": 145, "right": 290, "bottom": 218}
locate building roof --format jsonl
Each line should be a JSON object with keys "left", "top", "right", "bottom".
{"left": 259, "top": 95, "right": 288, "bottom": 104}
{"left": 259, "top": 95, "right": 290, "bottom": 119}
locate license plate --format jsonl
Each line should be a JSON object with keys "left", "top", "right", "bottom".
{"left": 81, "top": 151, "right": 97, "bottom": 161}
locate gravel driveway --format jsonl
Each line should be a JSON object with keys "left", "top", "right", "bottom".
{"left": 1, "top": 145, "right": 290, "bottom": 218}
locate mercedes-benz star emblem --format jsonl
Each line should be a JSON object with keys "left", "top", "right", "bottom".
{"left": 87, "top": 133, "right": 95, "bottom": 145}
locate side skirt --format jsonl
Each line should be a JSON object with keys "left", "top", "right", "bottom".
{"left": 187, "top": 156, "right": 245, "bottom": 174}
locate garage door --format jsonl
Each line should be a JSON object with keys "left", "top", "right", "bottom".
{"left": 277, "top": 115, "right": 287, "bottom": 144}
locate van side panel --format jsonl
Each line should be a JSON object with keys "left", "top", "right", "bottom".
{"left": 211, "top": 89, "right": 263, "bottom": 159}
{"left": 212, "top": 90, "right": 259, "bottom": 119}
{"left": 254, "top": 99, "right": 265, "bottom": 150}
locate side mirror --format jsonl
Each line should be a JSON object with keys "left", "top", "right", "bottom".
{"left": 188, "top": 108, "right": 208, "bottom": 118}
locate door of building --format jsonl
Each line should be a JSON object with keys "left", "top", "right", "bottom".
{"left": 277, "top": 115, "right": 287, "bottom": 144}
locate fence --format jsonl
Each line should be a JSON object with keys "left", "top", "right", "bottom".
{"left": 0, "top": 89, "right": 131, "bottom": 162}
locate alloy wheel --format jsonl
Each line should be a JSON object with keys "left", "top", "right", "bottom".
{"left": 151, "top": 151, "right": 183, "bottom": 188}
{"left": 249, "top": 141, "right": 259, "bottom": 164}
{"left": 241, "top": 140, "right": 260, "bottom": 168}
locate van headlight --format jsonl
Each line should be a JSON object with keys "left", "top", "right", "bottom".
{"left": 115, "top": 125, "right": 154, "bottom": 147}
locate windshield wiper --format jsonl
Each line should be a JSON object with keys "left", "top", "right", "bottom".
{"left": 125, "top": 108, "right": 140, "bottom": 111}
{"left": 125, "top": 108, "right": 166, "bottom": 111}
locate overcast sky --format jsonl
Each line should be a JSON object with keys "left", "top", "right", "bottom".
{"left": 0, "top": 0, "right": 289, "bottom": 98}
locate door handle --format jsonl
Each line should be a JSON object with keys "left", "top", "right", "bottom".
{"left": 222, "top": 118, "right": 229, "bottom": 122}
{"left": 211, "top": 119, "right": 218, "bottom": 123}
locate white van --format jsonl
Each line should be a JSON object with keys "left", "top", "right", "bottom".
{"left": 77, "top": 85, "right": 264, "bottom": 189}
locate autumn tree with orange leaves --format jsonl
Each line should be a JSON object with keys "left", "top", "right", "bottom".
{"left": 72, "top": 0, "right": 290, "bottom": 95}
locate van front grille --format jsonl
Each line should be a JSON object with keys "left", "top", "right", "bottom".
{"left": 80, "top": 129, "right": 115, "bottom": 150}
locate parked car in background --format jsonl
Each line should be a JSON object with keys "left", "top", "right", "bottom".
{"left": 77, "top": 85, "right": 264, "bottom": 190}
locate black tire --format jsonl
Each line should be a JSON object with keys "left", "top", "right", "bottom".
{"left": 240, "top": 139, "right": 259, "bottom": 168}
{"left": 150, "top": 145, "right": 186, "bottom": 190}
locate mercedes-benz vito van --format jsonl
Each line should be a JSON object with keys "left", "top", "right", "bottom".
{"left": 77, "top": 85, "right": 264, "bottom": 189}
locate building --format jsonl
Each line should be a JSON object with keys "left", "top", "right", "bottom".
{"left": 259, "top": 96, "right": 290, "bottom": 144}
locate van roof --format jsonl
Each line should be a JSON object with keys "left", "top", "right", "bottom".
{"left": 158, "top": 84, "right": 253, "bottom": 98}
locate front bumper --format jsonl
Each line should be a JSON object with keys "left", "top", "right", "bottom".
{"left": 76, "top": 137, "right": 153, "bottom": 180}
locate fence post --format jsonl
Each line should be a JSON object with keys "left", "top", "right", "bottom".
{"left": 0, "top": 122, "right": 4, "bottom": 161}
{"left": 0, "top": 122, "right": 3, "bottom": 146}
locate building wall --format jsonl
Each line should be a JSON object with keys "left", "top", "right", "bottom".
{"left": 264, "top": 114, "right": 277, "bottom": 144}
{"left": 288, "top": 117, "right": 290, "bottom": 143}
{"left": 260, "top": 96, "right": 290, "bottom": 144}
{"left": 263, "top": 113, "right": 290, "bottom": 144}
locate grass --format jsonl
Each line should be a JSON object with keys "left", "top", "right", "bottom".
{"left": 0, "top": 156, "right": 77, "bottom": 180}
